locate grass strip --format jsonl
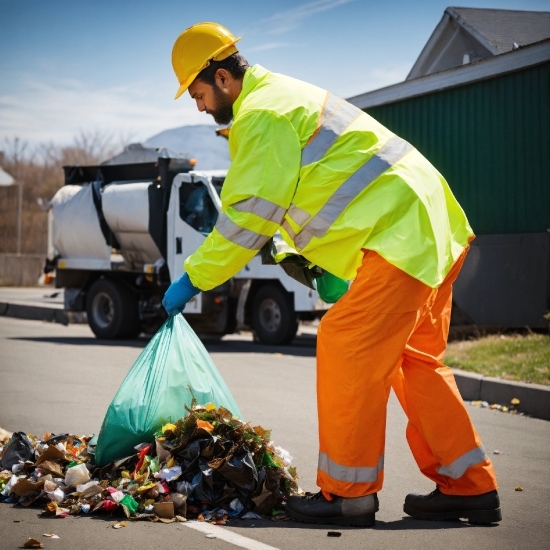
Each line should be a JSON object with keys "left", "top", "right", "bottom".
{"left": 445, "top": 334, "right": 550, "bottom": 386}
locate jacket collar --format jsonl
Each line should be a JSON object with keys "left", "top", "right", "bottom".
{"left": 232, "top": 64, "right": 270, "bottom": 118}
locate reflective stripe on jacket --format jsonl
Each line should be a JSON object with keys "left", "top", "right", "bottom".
{"left": 184, "top": 64, "right": 473, "bottom": 291}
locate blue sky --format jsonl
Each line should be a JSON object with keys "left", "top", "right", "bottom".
{"left": 1, "top": 0, "right": 548, "bottom": 147}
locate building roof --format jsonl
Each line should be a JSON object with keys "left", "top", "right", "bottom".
{"left": 452, "top": 7, "right": 550, "bottom": 53}
{"left": 348, "top": 39, "right": 550, "bottom": 110}
{"left": 407, "top": 7, "right": 550, "bottom": 80}
{"left": 0, "top": 166, "right": 15, "bottom": 186}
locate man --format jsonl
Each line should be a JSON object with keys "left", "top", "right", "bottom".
{"left": 163, "top": 22, "right": 501, "bottom": 527}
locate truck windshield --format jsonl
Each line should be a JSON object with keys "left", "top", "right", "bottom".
{"left": 179, "top": 183, "right": 219, "bottom": 235}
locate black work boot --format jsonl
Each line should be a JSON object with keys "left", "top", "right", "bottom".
{"left": 404, "top": 487, "right": 501, "bottom": 524}
{"left": 286, "top": 491, "right": 378, "bottom": 527}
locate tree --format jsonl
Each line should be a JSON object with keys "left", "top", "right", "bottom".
{"left": 0, "top": 131, "right": 131, "bottom": 255}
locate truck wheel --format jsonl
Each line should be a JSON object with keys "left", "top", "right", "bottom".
{"left": 86, "top": 279, "right": 140, "bottom": 339}
{"left": 252, "top": 284, "right": 298, "bottom": 345}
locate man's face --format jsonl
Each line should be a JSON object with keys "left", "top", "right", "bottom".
{"left": 189, "top": 79, "right": 234, "bottom": 126}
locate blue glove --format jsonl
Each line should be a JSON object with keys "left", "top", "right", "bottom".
{"left": 162, "top": 272, "right": 201, "bottom": 316}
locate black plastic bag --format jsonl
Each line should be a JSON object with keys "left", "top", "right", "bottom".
{"left": 218, "top": 449, "right": 258, "bottom": 498}
{"left": 0, "top": 432, "right": 34, "bottom": 470}
{"left": 190, "top": 462, "right": 225, "bottom": 504}
{"left": 179, "top": 438, "right": 212, "bottom": 481}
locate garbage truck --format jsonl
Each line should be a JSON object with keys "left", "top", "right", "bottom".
{"left": 45, "top": 144, "right": 329, "bottom": 344}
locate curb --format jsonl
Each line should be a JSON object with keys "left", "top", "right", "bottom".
{"left": 453, "top": 369, "right": 550, "bottom": 421}
{"left": 0, "top": 302, "right": 86, "bottom": 325}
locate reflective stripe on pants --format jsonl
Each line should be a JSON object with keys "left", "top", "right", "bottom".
{"left": 317, "top": 247, "right": 498, "bottom": 497}
{"left": 318, "top": 452, "right": 384, "bottom": 484}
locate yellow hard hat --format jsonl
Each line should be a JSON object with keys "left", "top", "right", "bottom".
{"left": 172, "top": 22, "right": 241, "bottom": 100}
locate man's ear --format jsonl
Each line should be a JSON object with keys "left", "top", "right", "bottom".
{"left": 215, "top": 68, "right": 231, "bottom": 89}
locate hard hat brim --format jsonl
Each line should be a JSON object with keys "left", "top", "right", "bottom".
{"left": 174, "top": 76, "right": 195, "bottom": 99}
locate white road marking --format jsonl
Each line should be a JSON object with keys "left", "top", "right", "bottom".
{"left": 184, "top": 520, "right": 281, "bottom": 550}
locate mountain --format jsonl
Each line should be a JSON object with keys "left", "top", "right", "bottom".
{"left": 143, "top": 124, "right": 231, "bottom": 170}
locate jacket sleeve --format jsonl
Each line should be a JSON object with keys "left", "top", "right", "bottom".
{"left": 184, "top": 109, "right": 301, "bottom": 291}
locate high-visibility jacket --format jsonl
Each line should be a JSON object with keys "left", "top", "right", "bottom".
{"left": 184, "top": 65, "right": 473, "bottom": 291}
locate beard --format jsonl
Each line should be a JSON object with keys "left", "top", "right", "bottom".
{"left": 207, "top": 83, "right": 234, "bottom": 126}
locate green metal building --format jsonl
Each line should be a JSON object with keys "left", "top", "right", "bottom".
{"left": 348, "top": 10, "right": 550, "bottom": 328}
{"left": 365, "top": 52, "right": 548, "bottom": 237}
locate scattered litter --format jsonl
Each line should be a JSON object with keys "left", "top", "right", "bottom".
{"left": 44, "top": 501, "right": 70, "bottom": 517}
{"left": 22, "top": 539, "right": 43, "bottom": 548}
{"left": 206, "top": 533, "right": 216, "bottom": 538}
{"left": 470, "top": 399, "right": 522, "bottom": 415}
{"left": 327, "top": 531, "right": 342, "bottom": 537}
{"left": 42, "top": 533, "right": 59, "bottom": 538}
{"left": 112, "top": 522, "right": 126, "bottom": 529}
{"left": 493, "top": 450, "right": 503, "bottom": 455}
{"left": 515, "top": 486, "right": 524, "bottom": 491}
{"left": 0, "top": 404, "right": 298, "bottom": 526}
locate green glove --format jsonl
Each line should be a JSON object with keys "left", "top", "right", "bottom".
{"left": 317, "top": 271, "right": 349, "bottom": 303}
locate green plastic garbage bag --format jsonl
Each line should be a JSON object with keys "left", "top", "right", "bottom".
{"left": 95, "top": 315, "right": 242, "bottom": 466}
{"left": 316, "top": 271, "right": 349, "bottom": 303}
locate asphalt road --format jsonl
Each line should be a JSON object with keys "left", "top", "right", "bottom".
{"left": 1, "top": 317, "right": 549, "bottom": 550}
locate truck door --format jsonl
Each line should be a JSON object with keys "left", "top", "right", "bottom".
{"left": 166, "top": 173, "right": 221, "bottom": 314}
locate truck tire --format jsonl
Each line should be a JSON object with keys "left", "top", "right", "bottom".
{"left": 86, "top": 279, "right": 140, "bottom": 339}
{"left": 251, "top": 284, "right": 298, "bottom": 345}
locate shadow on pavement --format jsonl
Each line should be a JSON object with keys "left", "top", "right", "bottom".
{"left": 372, "top": 517, "right": 498, "bottom": 530}
{"left": 7, "top": 336, "right": 151, "bottom": 348}
{"left": 7, "top": 333, "right": 317, "bottom": 357}
{"left": 204, "top": 338, "right": 316, "bottom": 357}
{"left": 228, "top": 516, "right": 497, "bottom": 531}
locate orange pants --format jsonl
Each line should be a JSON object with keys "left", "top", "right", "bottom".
{"left": 316, "top": 248, "right": 498, "bottom": 497}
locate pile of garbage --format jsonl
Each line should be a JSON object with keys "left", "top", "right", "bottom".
{"left": 0, "top": 404, "right": 298, "bottom": 523}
